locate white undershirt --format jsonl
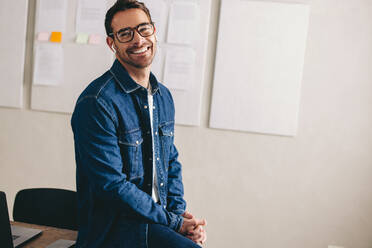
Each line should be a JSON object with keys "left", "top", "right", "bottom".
{"left": 148, "top": 85, "right": 160, "bottom": 203}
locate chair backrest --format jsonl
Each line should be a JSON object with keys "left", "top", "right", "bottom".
{"left": 0, "top": 191, "right": 14, "bottom": 248}
{"left": 13, "top": 188, "right": 78, "bottom": 231}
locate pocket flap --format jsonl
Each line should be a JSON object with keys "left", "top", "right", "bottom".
{"left": 118, "top": 130, "right": 143, "bottom": 146}
{"left": 159, "top": 123, "right": 174, "bottom": 137}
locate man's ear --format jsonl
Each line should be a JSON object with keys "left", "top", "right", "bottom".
{"left": 106, "top": 36, "right": 116, "bottom": 53}
{"left": 153, "top": 25, "right": 158, "bottom": 41}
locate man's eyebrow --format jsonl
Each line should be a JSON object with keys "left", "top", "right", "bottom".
{"left": 117, "top": 22, "right": 151, "bottom": 32}
{"left": 137, "top": 22, "right": 151, "bottom": 26}
{"left": 117, "top": 27, "right": 131, "bottom": 33}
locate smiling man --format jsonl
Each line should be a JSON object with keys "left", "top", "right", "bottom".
{"left": 71, "top": 0, "right": 206, "bottom": 247}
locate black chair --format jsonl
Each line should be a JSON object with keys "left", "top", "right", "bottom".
{"left": 13, "top": 188, "right": 78, "bottom": 231}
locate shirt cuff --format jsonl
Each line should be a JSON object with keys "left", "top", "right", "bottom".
{"left": 167, "top": 211, "right": 184, "bottom": 232}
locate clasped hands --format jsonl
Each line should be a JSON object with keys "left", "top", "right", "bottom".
{"left": 179, "top": 211, "right": 207, "bottom": 246}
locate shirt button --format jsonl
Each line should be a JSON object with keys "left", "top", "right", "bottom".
{"left": 163, "top": 205, "right": 166, "bottom": 209}
{"left": 136, "top": 140, "right": 139, "bottom": 145}
{"left": 160, "top": 183, "right": 164, "bottom": 187}
{"left": 155, "top": 131, "right": 158, "bottom": 135}
{"left": 147, "top": 131, "right": 150, "bottom": 135}
{"left": 153, "top": 106, "right": 156, "bottom": 110}
{"left": 156, "top": 157, "right": 160, "bottom": 161}
{"left": 170, "top": 132, "right": 173, "bottom": 135}
{"left": 147, "top": 183, "right": 151, "bottom": 187}
{"left": 144, "top": 105, "right": 148, "bottom": 109}
{"left": 149, "top": 157, "right": 152, "bottom": 161}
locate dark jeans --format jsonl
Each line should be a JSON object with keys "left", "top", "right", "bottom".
{"left": 148, "top": 224, "right": 201, "bottom": 248}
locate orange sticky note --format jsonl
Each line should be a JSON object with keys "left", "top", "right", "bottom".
{"left": 50, "top": 31, "right": 62, "bottom": 43}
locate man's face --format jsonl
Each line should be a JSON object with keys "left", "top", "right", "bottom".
{"left": 110, "top": 8, "right": 156, "bottom": 70}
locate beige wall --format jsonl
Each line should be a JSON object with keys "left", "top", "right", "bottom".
{"left": 1, "top": 0, "right": 372, "bottom": 247}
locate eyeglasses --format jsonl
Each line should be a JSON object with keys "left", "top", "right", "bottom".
{"left": 109, "top": 22, "right": 155, "bottom": 43}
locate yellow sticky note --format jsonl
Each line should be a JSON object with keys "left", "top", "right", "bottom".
{"left": 76, "top": 33, "right": 89, "bottom": 44}
{"left": 50, "top": 31, "right": 62, "bottom": 43}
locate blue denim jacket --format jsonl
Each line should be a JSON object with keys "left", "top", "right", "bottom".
{"left": 71, "top": 60, "right": 186, "bottom": 248}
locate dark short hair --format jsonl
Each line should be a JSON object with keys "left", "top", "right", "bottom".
{"left": 105, "top": 0, "right": 152, "bottom": 37}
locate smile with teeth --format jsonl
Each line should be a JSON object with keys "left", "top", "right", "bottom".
{"left": 130, "top": 46, "right": 150, "bottom": 54}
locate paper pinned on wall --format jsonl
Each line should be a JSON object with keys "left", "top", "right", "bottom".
{"left": 142, "top": 0, "right": 167, "bottom": 42}
{"left": 76, "top": 0, "right": 107, "bottom": 35}
{"left": 210, "top": 0, "right": 310, "bottom": 136}
{"left": 33, "top": 44, "right": 64, "bottom": 86}
{"left": 163, "top": 47, "right": 196, "bottom": 91}
{"left": 167, "top": 1, "right": 200, "bottom": 45}
{"left": 36, "top": 0, "right": 67, "bottom": 33}
{"left": 151, "top": 45, "right": 164, "bottom": 82}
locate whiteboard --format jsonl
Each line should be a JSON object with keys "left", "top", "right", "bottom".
{"left": 0, "top": 0, "right": 28, "bottom": 108}
{"left": 31, "top": 0, "right": 114, "bottom": 114}
{"left": 210, "top": 0, "right": 310, "bottom": 136}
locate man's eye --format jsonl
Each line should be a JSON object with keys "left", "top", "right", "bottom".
{"left": 138, "top": 27, "right": 150, "bottom": 32}
{"left": 118, "top": 31, "right": 132, "bottom": 38}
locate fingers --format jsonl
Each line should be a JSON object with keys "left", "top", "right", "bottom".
{"left": 184, "top": 218, "right": 198, "bottom": 233}
{"left": 201, "top": 228, "right": 207, "bottom": 244}
{"left": 179, "top": 218, "right": 196, "bottom": 235}
{"left": 186, "top": 226, "right": 206, "bottom": 244}
{"left": 198, "top": 228, "right": 207, "bottom": 244}
{"left": 180, "top": 212, "right": 207, "bottom": 237}
{"left": 187, "top": 225, "right": 202, "bottom": 236}
{"left": 182, "top": 211, "right": 194, "bottom": 219}
{"left": 195, "top": 218, "right": 207, "bottom": 227}
{"left": 181, "top": 210, "right": 206, "bottom": 227}
{"left": 185, "top": 217, "right": 207, "bottom": 233}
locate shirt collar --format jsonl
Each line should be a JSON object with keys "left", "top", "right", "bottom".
{"left": 109, "top": 59, "right": 161, "bottom": 96}
{"left": 149, "top": 72, "right": 161, "bottom": 96}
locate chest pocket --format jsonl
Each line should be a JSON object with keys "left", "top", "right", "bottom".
{"left": 118, "top": 130, "right": 144, "bottom": 179}
{"left": 159, "top": 123, "right": 174, "bottom": 172}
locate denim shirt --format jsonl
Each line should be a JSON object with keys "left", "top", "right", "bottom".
{"left": 71, "top": 60, "right": 186, "bottom": 248}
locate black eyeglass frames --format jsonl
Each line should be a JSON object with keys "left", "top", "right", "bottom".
{"left": 109, "top": 22, "right": 155, "bottom": 43}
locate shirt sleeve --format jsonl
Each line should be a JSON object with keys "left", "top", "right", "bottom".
{"left": 166, "top": 142, "right": 187, "bottom": 215}
{"left": 71, "top": 96, "right": 183, "bottom": 231}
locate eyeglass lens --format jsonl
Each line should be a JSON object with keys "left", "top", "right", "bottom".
{"left": 116, "top": 23, "right": 154, "bottom": 43}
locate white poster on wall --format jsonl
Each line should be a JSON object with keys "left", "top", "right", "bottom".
{"left": 0, "top": 0, "right": 28, "bottom": 108}
{"left": 35, "top": 0, "right": 67, "bottom": 32}
{"left": 76, "top": 0, "right": 107, "bottom": 35}
{"left": 142, "top": 0, "right": 167, "bottom": 42}
{"left": 210, "top": 0, "right": 310, "bottom": 136}
{"left": 33, "top": 44, "right": 64, "bottom": 86}
{"left": 163, "top": 47, "right": 196, "bottom": 91}
{"left": 167, "top": 1, "right": 200, "bottom": 45}
{"left": 151, "top": 46, "right": 164, "bottom": 82}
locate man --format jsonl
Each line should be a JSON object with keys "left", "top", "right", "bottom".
{"left": 71, "top": 0, "right": 207, "bottom": 247}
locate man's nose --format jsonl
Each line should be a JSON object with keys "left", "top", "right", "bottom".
{"left": 132, "top": 30, "right": 145, "bottom": 45}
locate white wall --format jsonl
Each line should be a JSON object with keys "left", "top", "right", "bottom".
{"left": 1, "top": 0, "right": 372, "bottom": 247}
